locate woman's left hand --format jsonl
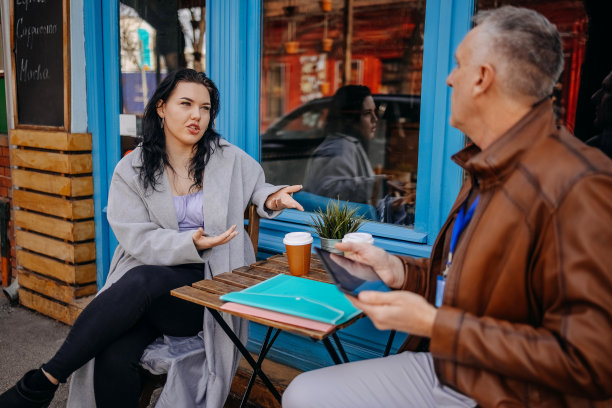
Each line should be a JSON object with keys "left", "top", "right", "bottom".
{"left": 265, "top": 185, "right": 304, "bottom": 211}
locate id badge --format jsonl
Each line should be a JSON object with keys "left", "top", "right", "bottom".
{"left": 435, "top": 275, "right": 445, "bottom": 308}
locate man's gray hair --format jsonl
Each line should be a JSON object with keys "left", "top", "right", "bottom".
{"left": 474, "top": 6, "right": 564, "bottom": 100}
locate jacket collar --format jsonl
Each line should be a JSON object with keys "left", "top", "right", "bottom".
{"left": 452, "top": 98, "right": 557, "bottom": 189}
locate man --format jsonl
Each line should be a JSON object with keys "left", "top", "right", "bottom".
{"left": 283, "top": 6, "right": 612, "bottom": 408}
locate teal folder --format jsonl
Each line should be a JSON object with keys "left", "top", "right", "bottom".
{"left": 219, "top": 274, "right": 361, "bottom": 325}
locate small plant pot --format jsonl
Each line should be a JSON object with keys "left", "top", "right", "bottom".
{"left": 320, "top": 0, "right": 332, "bottom": 12}
{"left": 321, "top": 37, "right": 333, "bottom": 52}
{"left": 284, "top": 41, "right": 299, "bottom": 54}
{"left": 320, "top": 237, "right": 343, "bottom": 254}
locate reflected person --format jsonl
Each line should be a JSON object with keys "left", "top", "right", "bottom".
{"left": 303, "top": 85, "right": 380, "bottom": 204}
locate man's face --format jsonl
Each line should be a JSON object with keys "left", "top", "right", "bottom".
{"left": 446, "top": 28, "right": 482, "bottom": 134}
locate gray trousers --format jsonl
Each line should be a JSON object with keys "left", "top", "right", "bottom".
{"left": 282, "top": 352, "right": 476, "bottom": 408}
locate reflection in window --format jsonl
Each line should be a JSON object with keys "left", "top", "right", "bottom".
{"left": 477, "top": 0, "right": 588, "bottom": 133}
{"left": 260, "top": 0, "right": 426, "bottom": 228}
{"left": 118, "top": 0, "right": 206, "bottom": 155}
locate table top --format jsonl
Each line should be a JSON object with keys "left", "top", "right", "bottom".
{"left": 171, "top": 254, "right": 363, "bottom": 340}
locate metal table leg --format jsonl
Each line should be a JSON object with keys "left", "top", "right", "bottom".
{"left": 331, "top": 333, "right": 350, "bottom": 363}
{"left": 206, "top": 308, "right": 282, "bottom": 405}
{"left": 321, "top": 337, "right": 343, "bottom": 365}
{"left": 384, "top": 330, "right": 396, "bottom": 357}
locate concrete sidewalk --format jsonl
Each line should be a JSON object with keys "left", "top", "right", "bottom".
{"left": 0, "top": 293, "right": 70, "bottom": 407}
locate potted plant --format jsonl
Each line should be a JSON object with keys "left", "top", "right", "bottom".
{"left": 308, "top": 198, "right": 366, "bottom": 254}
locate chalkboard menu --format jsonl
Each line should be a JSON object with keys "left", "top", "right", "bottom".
{"left": 12, "top": 0, "right": 67, "bottom": 128}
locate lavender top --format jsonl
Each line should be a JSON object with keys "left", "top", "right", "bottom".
{"left": 173, "top": 190, "right": 204, "bottom": 232}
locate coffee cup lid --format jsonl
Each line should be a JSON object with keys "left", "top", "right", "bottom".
{"left": 342, "top": 232, "right": 374, "bottom": 244}
{"left": 283, "top": 232, "right": 313, "bottom": 245}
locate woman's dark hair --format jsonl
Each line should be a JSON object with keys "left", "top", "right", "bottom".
{"left": 139, "top": 69, "right": 221, "bottom": 192}
{"left": 324, "top": 85, "right": 372, "bottom": 136}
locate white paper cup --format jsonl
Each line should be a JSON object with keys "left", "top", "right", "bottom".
{"left": 342, "top": 232, "right": 374, "bottom": 245}
{"left": 283, "top": 232, "right": 314, "bottom": 246}
{"left": 283, "top": 232, "right": 313, "bottom": 276}
{"left": 342, "top": 232, "right": 374, "bottom": 256}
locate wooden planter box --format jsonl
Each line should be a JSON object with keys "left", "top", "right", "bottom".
{"left": 10, "top": 129, "right": 97, "bottom": 325}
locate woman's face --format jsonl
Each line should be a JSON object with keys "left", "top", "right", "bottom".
{"left": 157, "top": 81, "right": 211, "bottom": 150}
{"left": 357, "top": 95, "right": 378, "bottom": 140}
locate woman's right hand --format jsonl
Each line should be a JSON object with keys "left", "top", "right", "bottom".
{"left": 192, "top": 225, "right": 237, "bottom": 250}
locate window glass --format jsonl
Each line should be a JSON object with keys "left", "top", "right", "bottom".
{"left": 260, "top": 0, "right": 426, "bottom": 227}
{"left": 476, "top": 0, "right": 588, "bottom": 133}
{"left": 118, "top": 0, "right": 206, "bottom": 155}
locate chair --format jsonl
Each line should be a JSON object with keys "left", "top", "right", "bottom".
{"left": 138, "top": 204, "right": 261, "bottom": 408}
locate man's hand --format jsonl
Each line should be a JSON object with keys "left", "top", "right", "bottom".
{"left": 350, "top": 290, "right": 437, "bottom": 338}
{"left": 265, "top": 185, "right": 305, "bottom": 212}
{"left": 334, "top": 241, "right": 405, "bottom": 289}
{"left": 192, "top": 225, "right": 237, "bottom": 251}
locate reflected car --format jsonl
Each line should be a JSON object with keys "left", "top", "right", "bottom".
{"left": 261, "top": 94, "right": 421, "bottom": 188}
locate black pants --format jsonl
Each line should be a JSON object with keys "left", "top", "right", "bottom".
{"left": 42, "top": 264, "right": 205, "bottom": 408}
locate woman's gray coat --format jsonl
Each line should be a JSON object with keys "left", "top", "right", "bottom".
{"left": 67, "top": 140, "right": 284, "bottom": 407}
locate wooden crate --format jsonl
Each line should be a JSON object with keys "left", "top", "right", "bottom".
{"left": 10, "top": 129, "right": 92, "bottom": 151}
{"left": 15, "top": 230, "right": 96, "bottom": 263}
{"left": 10, "top": 129, "right": 98, "bottom": 322}
{"left": 13, "top": 190, "right": 94, "bottom": 220}
{"left": 18, "top": 270, "right": 96, "bottom": 304}
{"left": 18, "top": 288, "right": 94, "bottom": 326}
{"left": 16, "top": 250, "right": 96, "bottom": 284}
{"left": 10, "top": 149, "right": 93, "bottom": 174}
{"left": 12, "top": 169, "right": 93, "bottom": 197}
{"left": 14, "top": 210, "right": 95, "bottom": 241}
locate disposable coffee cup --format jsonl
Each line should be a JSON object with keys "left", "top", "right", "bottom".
{"left": 342, "top": 232, "right": 374, "bottom": 245}
{"left": 283, "top": 232, "right": 313, "bottom": 276}
{"left": 342, "top": 232, "right": 374, "bottom": 256}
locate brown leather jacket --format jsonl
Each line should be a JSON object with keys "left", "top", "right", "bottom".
{"left": 400, "top": 100, "right": 612, "bottom": 407}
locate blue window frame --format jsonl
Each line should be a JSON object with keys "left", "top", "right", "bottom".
{"left": 86, "top": 0, "right": 475, "bottom": 370}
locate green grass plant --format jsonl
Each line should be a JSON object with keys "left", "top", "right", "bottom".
{"left": 308, "top": 198, "right": 366, "bottom": 239}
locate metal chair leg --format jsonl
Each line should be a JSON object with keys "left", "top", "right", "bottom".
{"left": 241, "top": 327, "right": 281, "bottom": 407}
{"left": 206, "top": 308, "right": 282, "bottom": 404}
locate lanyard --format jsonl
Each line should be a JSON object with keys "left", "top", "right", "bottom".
{"left": 444, "top": 195, "right": 479, "bottom": 278}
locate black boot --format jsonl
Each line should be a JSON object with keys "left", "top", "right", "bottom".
{"left": 0, "top": 369, "right": 58, "bottom": 408}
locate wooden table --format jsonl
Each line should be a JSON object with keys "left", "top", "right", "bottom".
{"left": 171, "top": 253, "right": 364, "bottom": 407}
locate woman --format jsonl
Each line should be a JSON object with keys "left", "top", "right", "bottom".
{"left": 0, "top": 69, "right": 303, "bottom": 408}
{"left": 302, "top": 85, "right": 379, "bottom": 204}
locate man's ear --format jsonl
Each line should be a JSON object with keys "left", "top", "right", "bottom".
{"left": 473, "top": 63, "right": 495, "bottom": 97}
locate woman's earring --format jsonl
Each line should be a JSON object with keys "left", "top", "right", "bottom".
{"left": 160, "top": 117, "right": 164, "bottom": 129}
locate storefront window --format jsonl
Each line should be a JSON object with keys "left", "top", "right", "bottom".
{"left": 476, "top": 0, "right": 588, "bottom": 133}
{"left": 118, "top": 0, "right": 206, "bottom": 155}
{"left": 260, "top": 0, "right": 426, "bottom": 227}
